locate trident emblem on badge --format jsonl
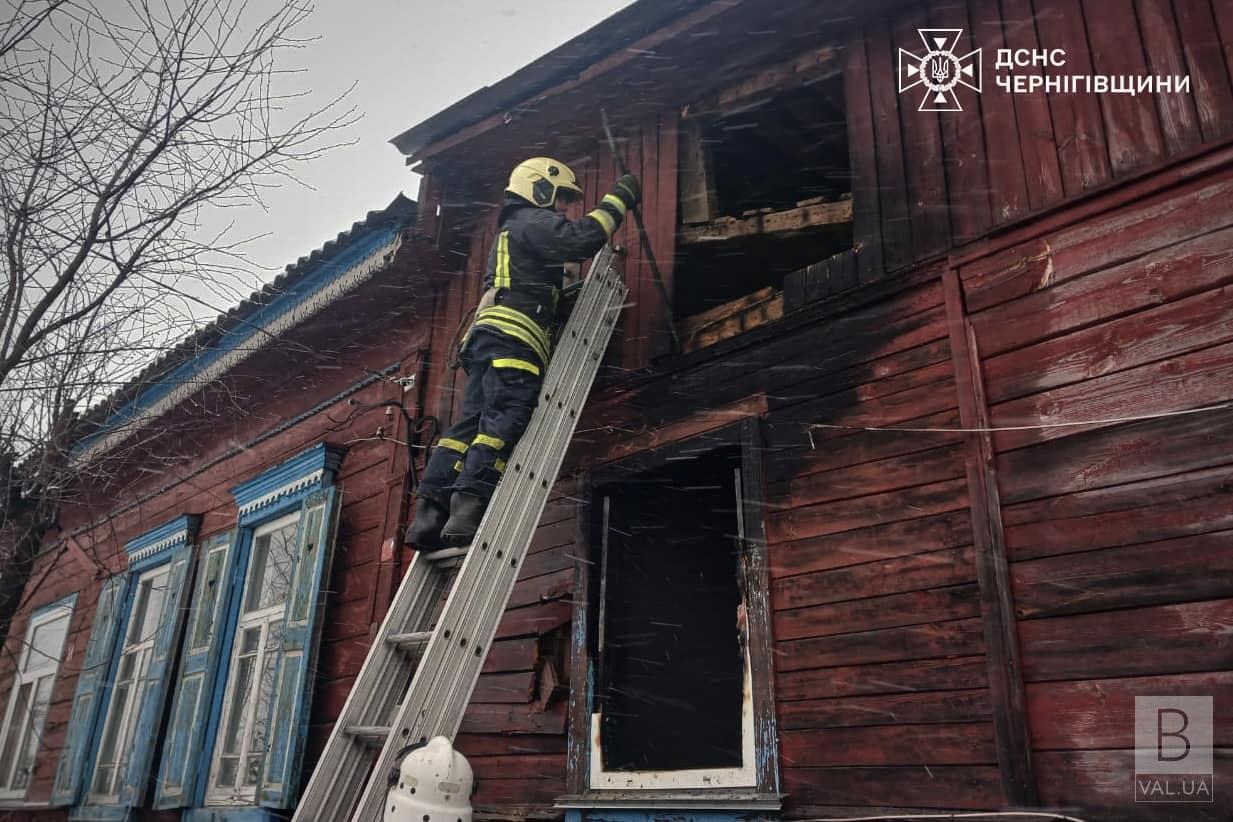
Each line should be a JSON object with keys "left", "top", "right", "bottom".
{"left": 898, "top": 29, "right": 982, "bottom": 112}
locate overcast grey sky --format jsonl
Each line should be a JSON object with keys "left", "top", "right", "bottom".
{"left": 231, "top": 0, "right": 636, "bottom": 278}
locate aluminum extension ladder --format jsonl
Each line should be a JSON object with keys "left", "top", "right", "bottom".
{"left": 293, "top": 245, "right": 627, "bottom": 822}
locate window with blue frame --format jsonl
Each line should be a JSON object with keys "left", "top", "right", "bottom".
{"left": 0, "top": 595, "right": 75, "bottom": 802}
{"left": 156, "top": 442, "right": 344, "bottom": 817}
{"left": 51, "top": 515, "right": 198, "bottom": 818}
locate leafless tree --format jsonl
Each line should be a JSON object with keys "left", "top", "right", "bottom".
{"left": 0, "top": 0, "right": 355, "bottom": 648}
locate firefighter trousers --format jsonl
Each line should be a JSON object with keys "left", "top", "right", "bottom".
{"left": 418, "top": 328, "right": 545, "bottom": 506}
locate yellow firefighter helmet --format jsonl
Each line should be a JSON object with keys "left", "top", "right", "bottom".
{"left": 506, "top": 157, "right": 584, "bottom": 208}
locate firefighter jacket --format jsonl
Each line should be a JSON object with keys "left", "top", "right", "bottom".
{"left": 469, "top": 193, "right": 627, "bottom": 364}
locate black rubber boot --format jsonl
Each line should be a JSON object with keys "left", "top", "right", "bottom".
{"left": 406, "top": 496, "right": 449, "bottom": 552}
{"left": 441, "top": 492, "right": 487, "bottom": 546}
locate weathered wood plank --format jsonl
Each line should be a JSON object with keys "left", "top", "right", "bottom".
{"left": 781, "top": 722, "right": 997, "bottom": 766}
{"left": 773, "top": 545, "right": 975, "bottom": 611}
{"left": 1003, "top": 463, "right": 1233, "bottom": 559}
{"left": 1082, "top": 0, "right": 1165, "bottom": 173}
{"left": 985, "top": 284, "right": 1233, "bottom": 406}
{"left": 782, "top": 764, "right": 1002, "bottom": 810}
{"left": 1134, "top": 0, "right": 1204, "bottom": 155}
{"left": 777, "top": 617, "right": 984, "bottom": 671}
{"left": 866, "top": 18, "right": 913, "bottom": 272}
{"left": 973, "top": 222, "right": 1233, "bottom": 362}
{"left": 998, "top": 409, "right": 1233, "bottom": 504}
{"left": 1032, "top": 0, "right": 1112, "bottom": 195}
{"left": 990, "top": 337, "right": 1233, "bottom": 452}
{"left": 780, "top": 688, "right": 992, "bottom": 731}
{"left": 1019, "top": 599, "right": 1233, "bottom": 681}
{"left": 1173, "top": 0, "right": 1233, "bottom": 140}
{"left": 769, "top": 508, "right": 973, "bottom": 580}
{"left": 766, "top": 477, "right": 968, "bottom": 544}
{"left": 776, "top": 655, "right": 989, "bottom": 701}
{"left": 1035, "top": 749, "right": 1232, "bottom": 822}
{"left": 1027, "top": 672, "right": 1233, "bottom": 749}
{"left": 845, "top": 34, "right": 884, "bottom": 283}
{"left": 999, "top": 0, "right": 1065, "bottom": 210}
{"left": 893, "top": 5, "right": 952, "bottom": 256}
{"left": 770, "top": 442, "right": 965, "bottom": 510}
{"left": 961, "top": 171, "right": 1233, "bottom": 311}
{"left": 943, "top": 268, "right": 1037, "bottom": 805}
{"left": 931, "top": 0, "right": 992, "bottom": 241}
{"left": 1012, "top": 529, "right": 1233, "bottom": 618}
{"left": 973, "top": 0, "right": 1031, "bottom": 223}
{"left": 676, "top": 200, "right": 853, "bottom": 243}
{"left": 459, "top": 701, "right": 567, "bottom": 735}
{"left": 774, "top": 582, "right": 980, "bottom": 641}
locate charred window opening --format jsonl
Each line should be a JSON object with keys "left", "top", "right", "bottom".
{"left": 674, "top": 56, "right": 851, "bottom": 345}
{"left": 592, "top": 446, "right": 745, "bottom": 772}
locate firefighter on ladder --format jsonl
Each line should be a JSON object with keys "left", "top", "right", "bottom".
{"left": 408, "top": 157, "right": 641, "bottom": 549}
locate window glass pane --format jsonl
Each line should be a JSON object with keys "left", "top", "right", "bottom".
{"left": 126, "top": 579, "right": 153, "bottom": 646}
{"left": 245, "top": 522, "right": 298, "bottom": 613}
{"left": 9, "top": 676, "right": 52, "bottom": 790}
{"left": 25, "top": 617, "right": 69, "bottom": 672}
{"left": 191, "top": 547, "right": 226, "bottom": 650}
{"left": 0, "top": 683, "right": 32, "bottom": 787}
{"left": 248, "top": 620, "right": 283, "bottom": 759}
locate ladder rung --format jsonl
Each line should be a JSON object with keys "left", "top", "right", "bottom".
{"left": 385, "top": 631, "right": 431, "bottom": 656}
{"left": 422, "top": 546, "right": 469, "bottom": 561}
{"left": 345, "top": 725, "right": 390, "bottom": 747}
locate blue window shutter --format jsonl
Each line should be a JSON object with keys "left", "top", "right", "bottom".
{"left": 50, "top": 575, "right": 128, "bottom": 807}
{"left": 117, "top": 542, "right": 196, "bottom": 807}
{"left": 154, "top": 531, "right": 238, "bottom": 809}
{"left": 258, "top": 485, "right": 342, "bottom": 807}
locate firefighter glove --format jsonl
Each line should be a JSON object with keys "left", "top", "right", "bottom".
{"left": 611, "top": 173, "right": 642, "bottom": 209}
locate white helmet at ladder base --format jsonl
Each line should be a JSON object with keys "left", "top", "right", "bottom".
{"left": 384, "top": 736, "right": 474, "bottom": 822}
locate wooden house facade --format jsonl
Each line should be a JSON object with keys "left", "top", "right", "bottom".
{"left": 1, "top": 0, "right": 1230, "bottom": 820}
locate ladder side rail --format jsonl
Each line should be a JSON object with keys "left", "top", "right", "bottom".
{"left": 398, "top": 259, "right": 620, "bottom": 742}
{"left": 293, "top": 547, "right": 452, "bottom": 817}
{"left": 350, "top": 258, "right": 623, "bottom": 820}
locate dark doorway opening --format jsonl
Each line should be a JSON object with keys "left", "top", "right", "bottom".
{"left": 594, "top": 447, "right": 745, "bottom": 772}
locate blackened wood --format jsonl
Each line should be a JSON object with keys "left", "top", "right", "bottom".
{"left": 773, "top": 544, "right": 975, "bottom": 612}
{"left": 865, "top": 18, "right": 913, "bottom": 272}
{"left": 893, "top": 6, "right": 952, "bottom": 257}
{"left": 1003, "top": 464, "right": 1233, "bottom": 560}
{"left": 828, "top": 247, "right": 859, "bottom": 293}
{"left": 942, "top": 269, "right": 1037, "bottom": 806}
{"left": 931, "top": 0, "right": 992, "bottom": 241}
{"left": 1019, "top": 599, "right": 1233, "bottom": 681}
{"left": 997, "top": 405, "right": 1233, "bottom": 505}
{"left": 845, "top": 35, "right": 884, "bottom": 283}
{"left": 739, "top": 418, "right": 780, "bottom": 795}
{"left": 678, "top": 117, "right": 718, "bottom": 224}
{"left": 1011, "top": 529, "right": 1233, "bottom": 619}
{"left": 564, "top": 472, "right": 591, "bottom": 794}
